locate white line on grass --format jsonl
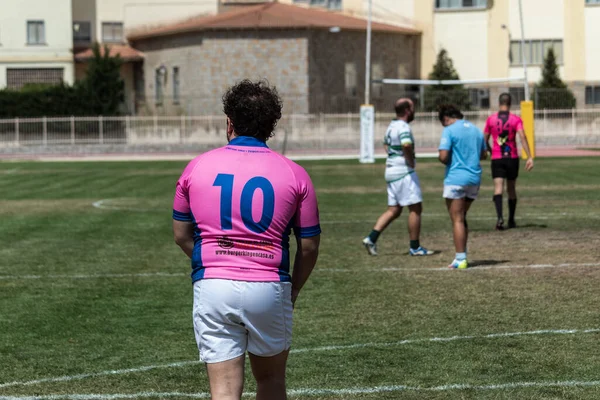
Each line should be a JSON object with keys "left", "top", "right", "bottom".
{"left": 0, "top": 272, "right": 186, "bottom": 280}
{"left": 323, "top": 262, "right": 600, "bottom": 273}
{"left": 2, "top": 380, "right": 600, "bottom": 399}
{"left": 1, "top": 262, "right": 600, "bottom": 281}
{"left": 0, "top": 361, "right": 198, "bottom": 390}
{"left": 1, "top": 328, "right": 598, "bottom": 389}
{"left": 92, "top": 199, "right": 600, "bottom": 221}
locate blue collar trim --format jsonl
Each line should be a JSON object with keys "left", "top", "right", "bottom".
{"left": 228, "top": 136, "right": 269, "bottom": 148}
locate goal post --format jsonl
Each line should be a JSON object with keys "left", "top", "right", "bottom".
{"left": 520, "top": 100, "right": 535, "bottom": 159}
{"left": 373, "top": 76, "right": 535, "bottom": 158}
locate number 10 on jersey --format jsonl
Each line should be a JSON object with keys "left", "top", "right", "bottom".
{"left": 213, "top": 174, "right": 275, "bottom": 234}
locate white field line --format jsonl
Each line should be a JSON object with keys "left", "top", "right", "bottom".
{"left": 1, "top": 328, "right": 598, "bottom": 390}
{"left": 1, "top": 262, "right": 600, "bottom": 281}
{"left": 0, "top": 272, "right": 186, "bottom": 281}
{"left": 92, "top": 199, "right": 600, "bottom": 221}
{"left": 2, "top": 380, "right": 600, "bottom": 399}
{"left": 324, "top": 262, "right": 600, "bottom": 273}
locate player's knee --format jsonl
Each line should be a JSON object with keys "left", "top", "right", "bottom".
{"left": 253, "top": 369, "right": 286, "bottom": 386}
{"left": 388, "top": 208, "right": 401, "bottom": 219}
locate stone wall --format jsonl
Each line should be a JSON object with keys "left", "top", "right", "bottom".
{"left": 307, "top": 30, "right": 421, "bottom": 114}
{"left": 132, "top": 30, "right": 310, "bottom": 116}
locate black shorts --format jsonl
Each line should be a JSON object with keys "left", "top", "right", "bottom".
{"left": 491, "top": 158, "right": 520, "bottom": 180}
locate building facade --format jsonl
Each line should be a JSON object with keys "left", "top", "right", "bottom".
{"left": 286, "top": 0, "right": 600, "bottom": 108}
{"left": 129, "top": 2, "right": 420, "bottom": 115}
{"left": 0, "top": 0, "right": 74, "bottom": 90}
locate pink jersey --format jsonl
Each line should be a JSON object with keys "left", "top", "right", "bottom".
{"left": 484, "top": 112, "right": 524, "bottom": 160}
{"left": 173, "top": 136, "right": 321, "bottom": 283}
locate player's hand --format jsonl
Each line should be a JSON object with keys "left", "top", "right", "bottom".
{"left": 525, "top": 158, "right": 534, "bottom": 171}
{"left": 291, "top": 288, "right": 300, "bottom": 308}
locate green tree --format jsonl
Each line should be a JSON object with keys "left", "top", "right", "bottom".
{"left": 423, "top": 49, "right": 471, "bottom": 111}
{"left": 80, "top": 43, "right": 125, "bottom": 115}
{"left": 533, "top": 48, "right": 576, "bottom": 109}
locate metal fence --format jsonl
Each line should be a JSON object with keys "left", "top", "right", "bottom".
{"left": 0, "top": 109, "right": 599, "bottom": 156}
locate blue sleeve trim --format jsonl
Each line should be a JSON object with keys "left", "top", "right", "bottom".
{"left": 173, "top": 209, "right": 193, "bottom": 222}
{"left": 296, "top": 224, "right": 322, "bottom": 238}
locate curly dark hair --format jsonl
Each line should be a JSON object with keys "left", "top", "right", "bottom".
{"left": 437, "top": 104, "right": 464, "bottom": 123}
{"left": 222, "top": 80, "right": 283, "bottom": 142}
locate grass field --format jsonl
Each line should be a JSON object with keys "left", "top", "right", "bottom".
{"left": 1, "top": 157, "right": 599, "bottom": 400}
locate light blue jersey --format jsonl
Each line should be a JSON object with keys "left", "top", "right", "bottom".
{"left": 438, "top": 120, "right": 486, "bottom": 186}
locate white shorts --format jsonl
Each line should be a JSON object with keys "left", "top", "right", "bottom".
{"left": 387, "top": 173, "right": 423, "bottom": 207}
{"left": 193, "top": 279, "right": 293, "bottom": 363}
{"left": 443, "top": 185, "right": 480, "bottom": 200}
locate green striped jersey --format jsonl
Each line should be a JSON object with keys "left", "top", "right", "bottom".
{"left": 383, "top": 119, "right": 415, "bottom": 182}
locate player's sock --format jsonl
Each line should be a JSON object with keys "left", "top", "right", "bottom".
{"left": 368, "top": 230, "right": 381, "bottom": 244}
{"left": 493, "top": 194, "right": 503, "bottom": 221}
{"left": 508, "top": 198, "right": 517, "bottom": 223}
{"left": 455, "top": 252, "right": 467, "bottom": 261}
{"left": 410, "top": 240, "right": 420, "bottom": 250}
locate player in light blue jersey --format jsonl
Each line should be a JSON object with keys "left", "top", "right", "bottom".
{"left": 362, "top": 98, "right": 433, "bottom": 257}
{"left": 438, "top": 105, "right": 488, "bottom": 269}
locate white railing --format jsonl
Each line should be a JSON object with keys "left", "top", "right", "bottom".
{"left": 0, "top": 110, "right": 599, "bottom": 155}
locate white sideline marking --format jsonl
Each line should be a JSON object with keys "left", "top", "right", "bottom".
{"left": 0, "top": 272, "right": 186, "bottom": 281}
{"left": 1, "top": 328, "right": 598, "bottom": 390}
{"left": 2, "top": 380, "right": 600, "bottom": 399}
{"left": 1, "top": 262, "right": 600, "bottom": 281}
{"left": 0, "top": 361, "right": 198, "bottom": 390}
{"left": 324, "top": 262, "right": 600, "bottom": 273}
{"left": 93, "top": 199, "right": 600, "bottom": 221}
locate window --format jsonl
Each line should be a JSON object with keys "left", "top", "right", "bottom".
{"left": 469, "top": 88, "right": 490, "bottom": 109}
{"left": 27, "top": 21, "right": 45, "bottom": 45}
{"left": 510, "top": 40, "right": 563, "bottom": 65}
{"left": 372, "top": 63, "right": 383, "bottom": 98}
{"left": 435, "top": 0, "right": 487, "bottom": 10}
{"left": 173, "top": 67, "right": 180, "bottom": 104}
{"left": 7, "top": 68, "right": 63, "bottom": 90}
{"left": 73, "top": 21, "right": 91, "bottom": 43}
{"left": 585, "top": 86, "right": 600, "bottom": 105}
{"left": 509, "top": 87, "right": 526, "bottom": 104}
{"left": 586, "top": 0, "right": 600, "bottom": 4}
{"left": 327, "top": 0, "right": 342, "bottom": 9}
{"left": 344, "top": 62, "right": 357, "bottom": 97}
{"left": 155, "top": 67, "right": 165, "bottom": 104}
{"left": 102, "top": 22, "right": 124, "bottom": 43}
{"left": 510, "top": 41, "right": 521, "bottom": 65}
{"left": 297, "top": 0, "right": 342, "bottom": 9}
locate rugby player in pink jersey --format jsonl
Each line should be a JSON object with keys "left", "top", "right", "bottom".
{"left": 484, "top": 93, "right": 534, "bottom": 230}
{"left": 173, "top": 80, "right": 320, "bottom": 400}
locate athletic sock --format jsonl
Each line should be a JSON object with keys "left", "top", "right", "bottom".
{"left": 455, "top": 252, "right": 467, "bottom": 261}
{"left": 508, "top": 198, "right": 517, "bottom": 222}
{"left": 410, "top": 240, "right": 420, "bottom": 250}
{"left": 368, "top": 230, "right": 381, "bottom": 244}
{"left": 493, "top": 194, "right": 503, "bottom": 221}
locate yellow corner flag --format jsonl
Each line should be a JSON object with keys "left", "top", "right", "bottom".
{"left": 520, "top": 101, "right": 535, "bottom": 159}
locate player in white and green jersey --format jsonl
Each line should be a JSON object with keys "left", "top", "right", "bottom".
{"left": 362, "top": 98, "right": 433, "bottom": 257}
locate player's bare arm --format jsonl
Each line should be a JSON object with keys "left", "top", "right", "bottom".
{"left": 403, "top": 143, "right": 415, "bottom": 169}
{"left": 483, "top": 130, "right": 492, "bottom": 156}
{"left": 438, "top": 149, "right": 450, "bottom": 165}
{"left": 173, "top": 220, "right": 195, "bottom": 258}
{"left": 291, "top": 235, "right": 320, "bottom": 307}
{"left": 517, "top": 129, "right": 534, "bottom": 171}
{"left": 480, "top": 149, "right": 488, "bottom": 160}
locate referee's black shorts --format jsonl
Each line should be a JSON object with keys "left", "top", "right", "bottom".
{"left": 491, "top": 158, "right": 520, "bottom": 180}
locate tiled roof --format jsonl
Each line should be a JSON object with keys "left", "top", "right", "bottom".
{"left": 128, "top": 2, "right": 419, "bottom": 41}
{"left": 74, "top": 44, "right": 145, "bottom": 61}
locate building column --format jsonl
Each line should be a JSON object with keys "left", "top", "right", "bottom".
{"left": 564, "top": 0, "right": 585, "bottom": 82}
